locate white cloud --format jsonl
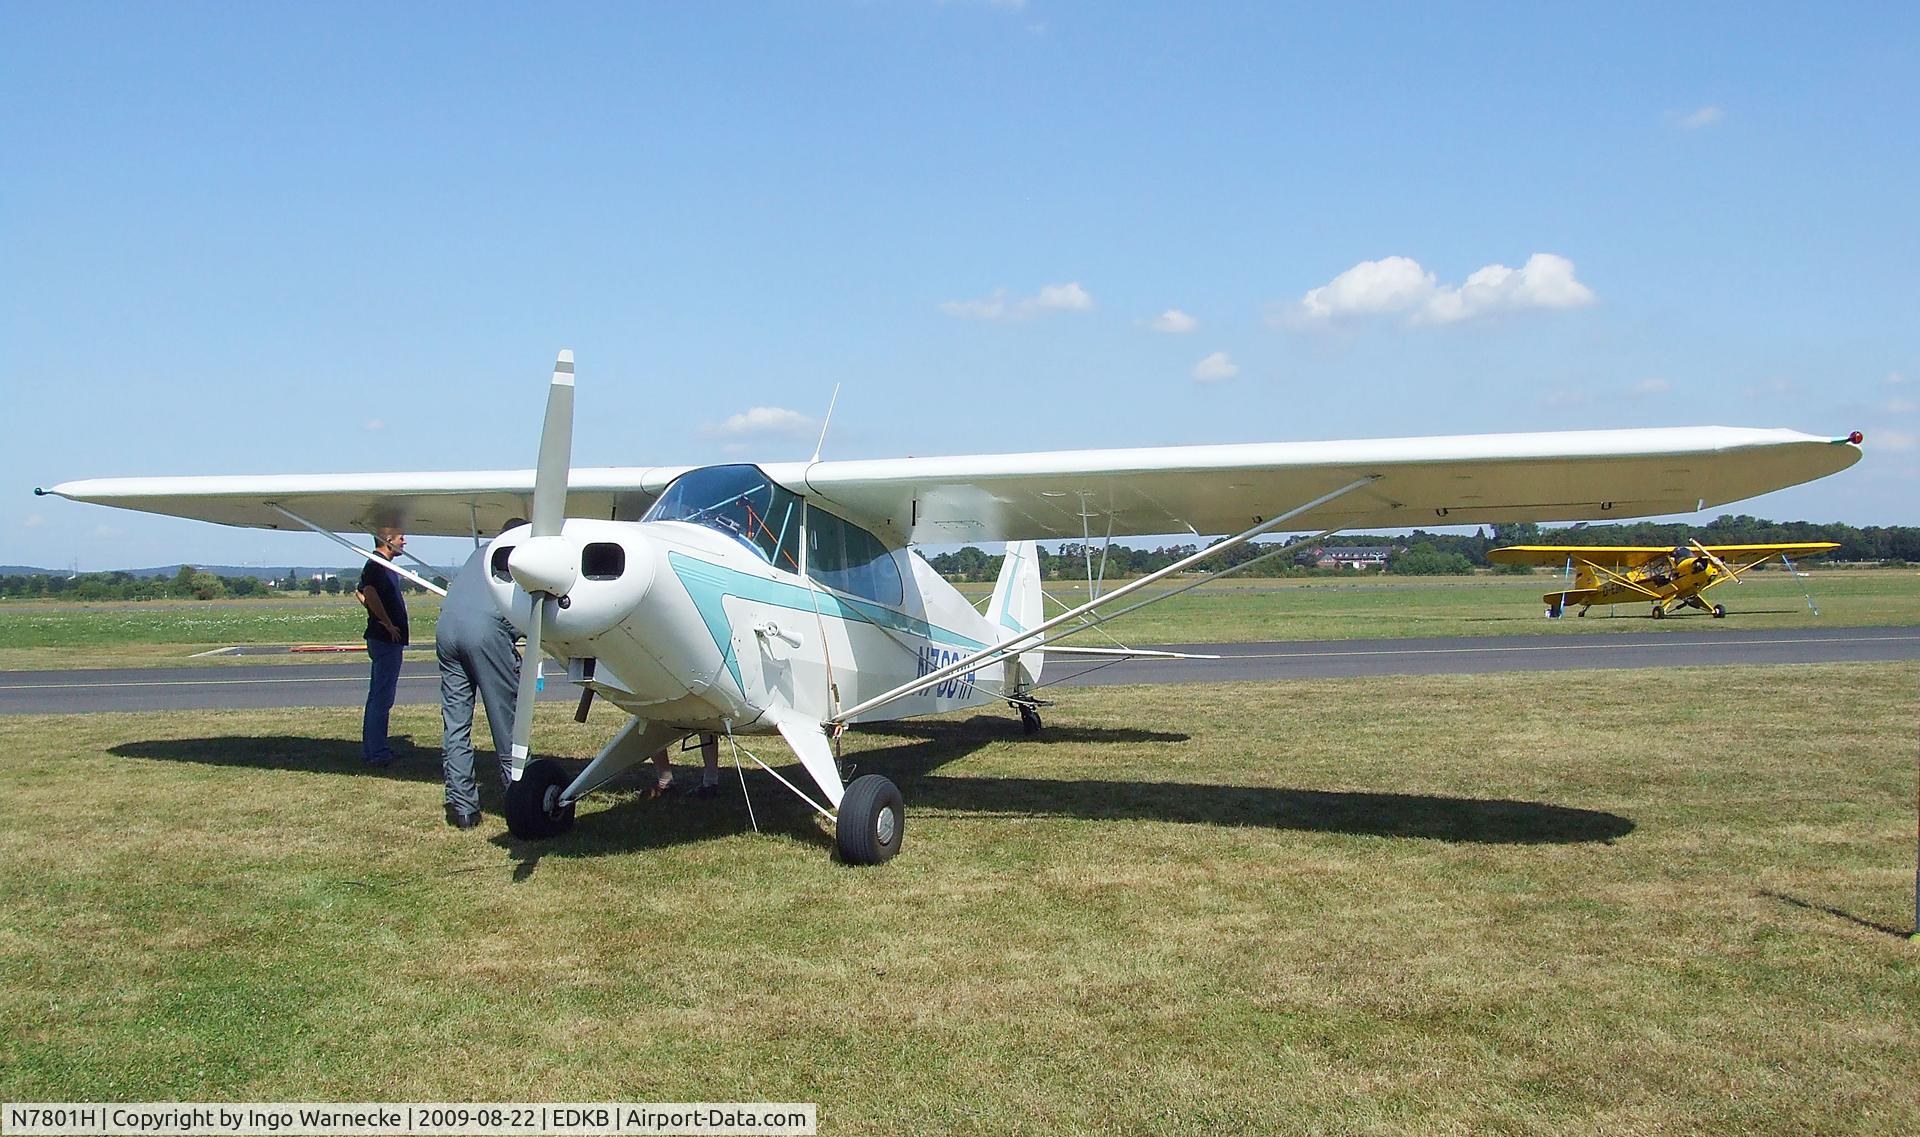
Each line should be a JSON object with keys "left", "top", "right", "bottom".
{"left": 706, "top": 406, "right": 818, "bottom": 439}
{"left": 1541, "top": 389, "right": 1593, "bottom": 408}
{"left": 91, "top": 525, "right": 123, "bottom": 538}
{"left": 1032, "top": 282, "right": 1092, "bottom": 311}
{"left": 1280, "top": 254, "right": 1595, "bottom": 328}
{"left": 1886, "top": 372, "right": 1910, "bottom": 387}
{"left": 1292, "top": 256, "right": 1436, "bottom": 323}
{"left": 1148, "top": 308, "right": 1198, "bottom": 334}
{"left": 940, "top": 281, "right": 1094, "bottom": 321}
{"left": 1676, "top": 105, "right": 1725, "bottom": 130}
{"left": 365, "top": 419, "right": 386, "bottom": 432}
{"left": 1192, "top": 352, "right": 1240, "bottom": 383}
{"left": 1633, "top": 377, "right": 1672, "bottom": 395}
{"left": 1886, "top": 397, "right": 1916, "bottom": 415}
{"left": 1875, "top": 430, "right": 1916, "bottom": 453}
{"left": 24, "top": 513, "right": 44, "bottom": 528}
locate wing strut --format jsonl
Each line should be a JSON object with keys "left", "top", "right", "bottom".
{"left": 828, "top": 475, "right": 1378, "bottom": 726}
{"left": 266, "top": 504, "right": 449, "bottom": 597}
{"left": 1048, "top": 526, "right": 1340, "bottom": 639}
{"left": 1780, "top": 552, "right": 1822, "bottom": 616}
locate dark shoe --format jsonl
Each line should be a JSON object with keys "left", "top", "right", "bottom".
{"left": 693, "top": 782, "right": 718, "bottom": 799}
{"left": 364, "top": 757, "right": 393, "bottom": 769}
{"left": 445, "top": 806, "right": 481, "bottom": 830}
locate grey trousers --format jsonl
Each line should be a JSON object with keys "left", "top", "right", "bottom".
{"left": 437, "top": 631, "right": 521, "bottom": 814}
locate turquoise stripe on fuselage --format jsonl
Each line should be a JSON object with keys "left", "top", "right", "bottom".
{"left": 668, "top": 551, "right": 988, "bottom": 694}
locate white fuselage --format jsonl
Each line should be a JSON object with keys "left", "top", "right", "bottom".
{"left": 484, "top": 518, "right": 1015, "bottom": 735}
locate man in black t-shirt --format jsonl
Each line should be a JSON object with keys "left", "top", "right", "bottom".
{"left": 356, "top": 527, "right": 410, "bottom": 767}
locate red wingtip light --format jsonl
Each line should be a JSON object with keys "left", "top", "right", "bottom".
{"left": 1848, "top": 430, "right": 1864, "bottom": 445}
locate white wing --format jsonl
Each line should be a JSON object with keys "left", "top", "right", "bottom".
{"left": 780, "top": 426, "right": 1862, "bottom": 542}
{"left": 41, "top": 426, "right": 1860, "bottom": 542}
{"left": 37, "top": 467, "right": 689, "bottom": 537}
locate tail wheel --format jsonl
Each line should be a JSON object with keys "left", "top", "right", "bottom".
{"left": 1019, "top": 704, "right": 1043, "bottom": 735}
{"left": 506, "top": 757, "right": 576, "bottom": 840}
{"left": 836, "top": 774, "right": 904, "bottom": 865}
{"left": 1650, "top": 606, "right": 1666, "bottom": 619}
{"left": 1712, "top": 604, "right": 1727, "bottom": 618}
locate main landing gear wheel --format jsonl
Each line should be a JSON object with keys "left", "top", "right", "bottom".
{"left": 1712, "top": 604, "right": 1727, "bottom": 618}
{"left": 1019, "top": 704, "right": 1043, "bottom": 735}
{"left": 1650, "top": 606, "right": 1667, "bottom": 619}
{"left": 506, "top": 757, "right": 576, "bottom": 839}
{"left": 836, "top": 774, "right": 904, "bottom": 865}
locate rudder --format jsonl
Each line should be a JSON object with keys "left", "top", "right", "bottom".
{"left": 986, "top": 539, "right": 1044, "bottom": 687}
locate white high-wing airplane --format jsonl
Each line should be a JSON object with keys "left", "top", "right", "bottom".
{"left": 38, "top": 352, "right": 1864, "bottom": 863}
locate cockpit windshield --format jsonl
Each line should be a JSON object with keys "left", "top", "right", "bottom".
{"left": 643, "top": 464, "right": 802, "bottom": 571}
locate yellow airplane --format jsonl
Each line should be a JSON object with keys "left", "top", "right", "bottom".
{"left": 1486, "top": 540, "right": 1841, "bottom": 619}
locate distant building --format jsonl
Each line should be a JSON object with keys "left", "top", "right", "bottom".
{"left": 1311, "top": 545, "right": 1397, "bottom": 570}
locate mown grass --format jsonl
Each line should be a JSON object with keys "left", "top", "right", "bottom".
{"left": 0, "top": 596, "right": 443, "bottom": 670}
{"left": 4, "top": 569, "right": 1916, "bottom": 670}
{"left": 2, "top": 665, "right": 1915, "bottom": 1134}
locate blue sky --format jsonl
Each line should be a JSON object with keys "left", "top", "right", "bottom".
{"left": 4, "top": 3, "right": 1914, "bottom": 571}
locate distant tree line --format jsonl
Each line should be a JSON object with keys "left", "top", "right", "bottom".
{"left": 0, "top": 565, "right": 433, "bottom": 601}
{"left": 924, "top": 515, "right": 1920, "bottom": 582}
{"left": 7, "top": 514, "right": 1910, "bottom": 600}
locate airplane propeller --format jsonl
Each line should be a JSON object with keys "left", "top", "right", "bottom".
{"left": 1688, "top": 539, "right": 1739, "bottom": 583}
{"left": 506, "top": 349, "right": 578, "bottom": 781}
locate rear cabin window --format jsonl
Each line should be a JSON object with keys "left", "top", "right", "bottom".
{"left": 643, "top": 464, "right": 802, "bottom": 572}
{"left": 806, "top": 505, "right": 902, "bottom": 606}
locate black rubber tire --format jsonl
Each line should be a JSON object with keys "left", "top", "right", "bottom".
{"left": 1712, "top": 604, "right": 1726, "bottom": 618}
{"left": 1020, "top": 705, "right": 1043, "bottom": 735}
{"left": 1650, "top": 606, "right": 1666, "bottom": 619}
{"left": 836, "top": 774, "right": 904, "bottom": 865}
{"left": 505, "top": 757, "right": 576, "bottom": 840}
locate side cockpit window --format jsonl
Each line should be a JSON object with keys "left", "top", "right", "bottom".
{"left": 806, "top": 504, "right": 903, "bottom": 606}
{"left": 644, "top": 464, "right": 802, "bottom": 572}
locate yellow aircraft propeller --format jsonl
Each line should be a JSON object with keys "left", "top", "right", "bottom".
{"left": 1688, "top": 539, "right": 1740, "bottom": 583}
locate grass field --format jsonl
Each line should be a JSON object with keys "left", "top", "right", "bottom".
{"left": 3, "top": 665, "right": 1916, "bottom": 1133}
{"left": 3, "top": 568, "right": 1916, "bottom": 671}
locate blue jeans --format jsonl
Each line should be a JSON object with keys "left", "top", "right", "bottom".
{"left": 362, "top": 638, "right": 405, "bottom": 764}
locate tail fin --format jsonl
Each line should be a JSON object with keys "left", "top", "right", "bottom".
{"left": 986, "top": 540, "right": 1044, "bottom": 687}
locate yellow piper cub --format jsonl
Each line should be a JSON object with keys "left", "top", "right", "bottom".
{"left": 1487, "top": 540, "right": 1841, "bottom": 619}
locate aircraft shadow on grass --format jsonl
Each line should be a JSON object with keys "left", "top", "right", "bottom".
{"left": 112, "top": 718, "right": 1634, "bottom": 868}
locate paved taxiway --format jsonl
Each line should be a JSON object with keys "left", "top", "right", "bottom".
{"left": 3, "top": 626, "right": 1916, "bottom": 715}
